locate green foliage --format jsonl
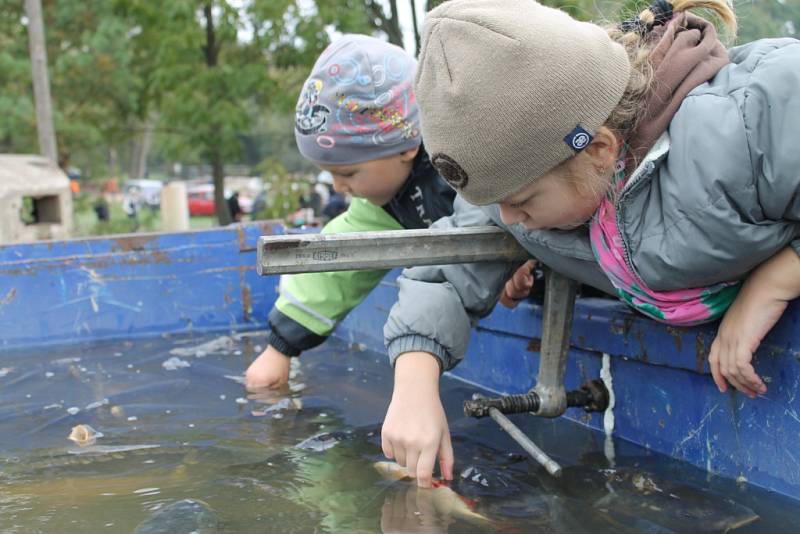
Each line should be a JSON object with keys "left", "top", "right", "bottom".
{"left": 736, "top": 0, "right": 799, "bottom": 44}
{"left": 7, "top": 0, "right": 795, "bottom": 235}
{"left": 72, "top": 194, "right": 159, "bottom": 236}
{"left": 254, "top": 157, "right": 301, "bottom": 220}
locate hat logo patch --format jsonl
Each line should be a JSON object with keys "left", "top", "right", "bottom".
{"left": 296, "top": 79, "right": 331, "bottom": 135}
{"left": 431, "top": 153, "right": 469, "bottom": 189}
{"left": 564, "top": 125, "right": 593, "bottom": 153}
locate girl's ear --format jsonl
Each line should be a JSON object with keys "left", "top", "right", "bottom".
{"left": 399, "top": 146, "right": 420, "bottom": 162}
{"left": 582, "top": 127, "right": 620, "bottom": 171}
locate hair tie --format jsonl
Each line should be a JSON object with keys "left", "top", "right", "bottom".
{"left": 620, "top": 0, "right": 674, "bottom": 35}
{"left": 650, "top": 0, "right": 674, "bottom": 27}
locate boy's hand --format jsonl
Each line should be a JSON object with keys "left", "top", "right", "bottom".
{"left": 382, "top": 352, "right": 454, "bottom": 488}
{"left": 245, "top": 345, "right": 291, "bottom": 390}
{"left": 500, "top": 260, "right": 536, "bottom": 309}
{"left": 709, "top": 247, "right": 800, "bottom": 398}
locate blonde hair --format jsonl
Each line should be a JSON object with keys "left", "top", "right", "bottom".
{"left": 603, "top": 0, "right": 737, "bottom": 139}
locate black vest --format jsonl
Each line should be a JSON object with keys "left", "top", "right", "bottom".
{"left": 383, "top": 147, "right": 456, "bottom": 229}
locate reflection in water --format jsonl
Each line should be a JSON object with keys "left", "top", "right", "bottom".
{"left": 0, "top": 332, "right": 796, "bottom": 532}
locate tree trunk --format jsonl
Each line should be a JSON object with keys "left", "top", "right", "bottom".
{"left": 24, "top": 0, "right": 58, "bottom": 164}
{"left": 202, "top": 2, "right": 231, "bottom": 225}
{"left": 129, "top": 118, "right": 153, "bottom": 180}
{"left": 386, "top": 0, "right": 403, "bottom": 47}
{"left": 109, "top": 146, "right": 118, "bottom": 179}
{"left": 410, "top": 0, "right": 421, "bottom": 56}
{"left": 366, "top": 0, "right": 404, "bottom": 47}
{"left": 211, "top": 148, "right": 231, "bottom": 225}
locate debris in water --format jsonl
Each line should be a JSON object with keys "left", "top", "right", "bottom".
{"left": 169, "top": 336, "right": 234, "bottom": 357}
{"left": 224, "top": 374, "right": 246, "bottom": 385}
{"left": 68, "top": 424, "right": 104, "bottom": 447}
{"left": 235, "top": 397, "right": 248, "bottom": 405}
{"left": 67, "top": 406, "right": 80, "bottom": 415}
{"left": 68, "top": 444, "right": 159, "bottom": 455}
{"left": 460, "top": 466, "right": 490, "bottom": 487}
{"left": 295, "top": 431, "right": 344, "bottom": 452}
{"left": 133, "top": 487, "right": 161, "bottom": 494}
{"left": 162, "top": 357, "right": 191, "bottom": 371}
{"left": 250, "top": 398, "right": 302, "bottom": 417}
{"left": 85, "top": 398, "right": 110, "bottom": 410}
{"left": 132, "top": 499, "right": 218, "bottom": 534}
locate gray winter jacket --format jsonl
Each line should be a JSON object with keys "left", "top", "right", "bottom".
{"left": 385, "top": 38, "right": 800, "bottom": 371}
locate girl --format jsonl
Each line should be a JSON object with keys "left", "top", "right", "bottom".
{"left": 380, "top": 0, "right": 800, "bottom": 487}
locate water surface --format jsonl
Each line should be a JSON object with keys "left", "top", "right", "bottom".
{"left": 1, "top": 332, "right": 796, "bottom": 532}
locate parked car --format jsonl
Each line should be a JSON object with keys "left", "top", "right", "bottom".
{"left": 124, "top": 179, "right": 163, "bottom": 210}
{"left": 187, "top": 185, "right": 215, "bottom": 217}
{"left": 187, "top": 184, "right": 253, "bottom": 217}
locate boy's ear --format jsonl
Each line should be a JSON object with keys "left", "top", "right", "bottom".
{"left": 583, "top": 127, "right": 619, "bottom": 171}
{"left": 399, "top": 146, "right": 420, "bottom": 162}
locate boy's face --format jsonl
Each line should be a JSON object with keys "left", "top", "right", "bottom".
{"left": 318, "top": 147, "right": 419, "bottom": 206}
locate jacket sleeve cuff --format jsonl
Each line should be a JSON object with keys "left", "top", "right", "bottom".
{"left": 386, "top": 335, "right": 451, "bottom": 373}
{"left": 268, "top": 307, "right": 328, "bottom": 357}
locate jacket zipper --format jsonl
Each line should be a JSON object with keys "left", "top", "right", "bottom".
{"left": 615, "top": 160, "right": 657, "bottom": 280}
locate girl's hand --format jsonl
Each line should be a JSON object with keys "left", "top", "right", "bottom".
{"left": 708, "top": 288, "right": 784, "bottom": 397}
{"left": 382, "top": 352, "right": 454, "bottom": 488}
{"left": 709, "top": 247, "right": 800, "bottom": 398}
{"left": 500, "top": 260, "right": 537, "bottom": 309}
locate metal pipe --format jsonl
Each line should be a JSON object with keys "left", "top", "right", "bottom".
{"left": 257, "top": 226, "right": 530, "bottom": 275}
{"left": 488, "top": 406, "right": 562, "bottom": 477}
{"left": 532, "top": 269, "right": 578, "bottom": 417}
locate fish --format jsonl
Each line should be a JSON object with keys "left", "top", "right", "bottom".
{"left": 373, "top": 461, "right": 492, "bottom": 525}
{"left": 132, "top": 498, "right": 218, "bottom": 534}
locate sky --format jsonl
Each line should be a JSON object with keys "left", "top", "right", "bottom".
{"left": 395, "top": 0, "right": 428, "bottom": 54}
{"left": 232, "top": 0, "right": 428, "bottom": 55}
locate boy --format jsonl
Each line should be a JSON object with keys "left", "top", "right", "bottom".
{"left": 245, "top": 34, "right": 456, "bottom": 388}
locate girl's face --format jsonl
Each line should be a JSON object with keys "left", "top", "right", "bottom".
{"left": 497, "top": 154, "right": 611, "bottom": 231}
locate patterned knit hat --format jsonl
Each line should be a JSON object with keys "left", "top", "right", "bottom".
{"left": 295, "top": 34, "right": 421, "bottom": 165}
{"left": 415, "top": 0, "right": 631, "bottom": 205}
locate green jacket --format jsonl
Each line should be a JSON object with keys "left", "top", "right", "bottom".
{"left": 267, "top": 150, "right": 455, "bottom": 356}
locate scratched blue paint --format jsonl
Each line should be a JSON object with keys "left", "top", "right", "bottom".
{"left": 2, "top": 224, "right": 800, "bottom": 501}
{"left": 0, "top": 224, "right": 283, "bottom": 348}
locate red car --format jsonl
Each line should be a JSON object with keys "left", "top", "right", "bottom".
{"left": 187, "top": 185, "right": 254, "bottom": 217}
{"left": 187, "top": 186, "right": 215, "bottom": 217}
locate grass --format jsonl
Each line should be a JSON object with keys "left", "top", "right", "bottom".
{"left": 72, "top": 195, "right": 226, "bottom": 238}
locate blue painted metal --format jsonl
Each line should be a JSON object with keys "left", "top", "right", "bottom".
{"left": 2, "top": 224, "right": 800, "bottom": 501}
{"left": 0, "top": 223, "right": 283, "bottom": 349}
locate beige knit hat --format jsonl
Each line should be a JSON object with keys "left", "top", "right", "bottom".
{"left": 416, "top": 0, "right": 631, "bottom": 205}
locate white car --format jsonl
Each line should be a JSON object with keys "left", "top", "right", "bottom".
{"left": 124, "top": 179, "right": 163, "bottom": 209}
